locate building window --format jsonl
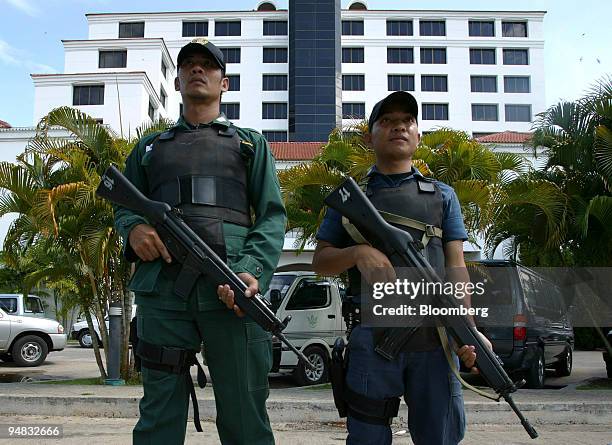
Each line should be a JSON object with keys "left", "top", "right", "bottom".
{"left": 183, "top": 21, "right": 208, "bottom": 37}
{"left": 148, "top": 101, "right": 155, "bottom": 121}
{"left": 221, "top": 103, "right": 240, "bottom": 120}
{"left": 215, "top": 21, "right": 241, "bottom": 36}
{"left": 420, "top": 48, "right": 447, "bottom": 64}
{"left": 263, "top": 74, "right": 288, "bottom": 91}
{"left": 504, "top": 76, "right": 531, "bottom": 93}
{"left": 387, "top": 20, "right": 413, "bottom": 36}
{"left": 505, "top": 104, "right": 532, "bottom": 122}
{"left": 472, "top": 104, "right": 499, "bottom": 121}
{"left": 262, "top": 130, "right": 288, "bottom": 142}
{"left": 263, "top": 47, "right": 288, "bottom": 63}
{"left": 388, "top": 74, "right": 415, "bottom": 91}
{"left": 471, "top": 75, "right": 497, "bottom": 92}
{"left": 422, "top": 103, "right": 448, "bottom": 120}
{"left": 73, "top": 85, "right": 104, "bottom": 106}
{"left": 470, "top": 48, "right": 496, "bottom": 64}
{"left": 262, "top": 102, "right": 288, "bottom": 119}
{"left": 221, "top": 48, "right": 241, "bottom": 63}
{"left": 227, "top": 74, "right": 240, "bottom": 91}
{"left": 342, "top": 47, "right": 364, "bottom": 63}
{"left": 419, "top": 20, "right": 446, "bottom": 36}
{"left": 342, "top": 20, "right": 364, "bottom": 35}
{"left": 387, "top": 47, "right": 414, "bottom": 64}
{"left": 342, "top": 74, "right": 365, "bottom": 91}
{"left": 263, "top": 20, "right": 288, "bottom": 36}
{"left": 502, "top": 21, "right": 528, "bottom": 37}
{"left": 160, "top": 87, "right": 167, "bottom": 109}
{"left": 503, "top": 49, "right": 529, "bottom": 65}
{"left": 119, "top": 22, "right": 144, "bottom": 38}
{"left": 421, "top": 75, "right": 448, "bottom": 92}
{"left": 161, "top": 60, "right": 167, "bottom": 78}
{"left": 342, "top": 103, "right": 365, "bottom": 119}
{"left": 473, "top": 132, "right": 494, "bottom": 139}
{"left": 98, "top": 50, "right": 127, "bottom": 68}
{"left": 469, "top": 20, "right": 495, "bottom": 37}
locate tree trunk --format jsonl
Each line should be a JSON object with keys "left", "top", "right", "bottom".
{"left": 84, "top": 309, "right": 107, "bottom": 379}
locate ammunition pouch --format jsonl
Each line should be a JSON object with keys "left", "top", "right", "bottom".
{"left": 136, "top": 339, "right": 207, "bottom": 432}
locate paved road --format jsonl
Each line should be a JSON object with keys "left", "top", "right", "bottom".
{"left": 0, "top": 344, "right": 607, "bottom": 388}
{"left": 0, "top": 415, "right": 609, "bottom": 444}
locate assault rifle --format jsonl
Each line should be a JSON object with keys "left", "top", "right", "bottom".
{"left": 324, "top": 176, "right": 538, "bottom": 439}
{"left": 97, "top": 165, "right": 314, "bottom": 371}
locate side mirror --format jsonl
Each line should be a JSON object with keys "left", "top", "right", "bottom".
{"left": 270, "top": 289, "right": 282, "bottom": 310}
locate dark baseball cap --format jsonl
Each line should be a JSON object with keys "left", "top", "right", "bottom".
{"left": 368, "top": 91, "right": 419, "bottom": 131}
{"left": 177, "top": 38, "right": 225, "bottom": 71}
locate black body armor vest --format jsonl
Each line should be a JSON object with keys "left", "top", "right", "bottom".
{"left": 346, "top": 176, "right": 446, "bottom": 351}
{"left": 145, "top": 125, "right": 251, "bottom": 261}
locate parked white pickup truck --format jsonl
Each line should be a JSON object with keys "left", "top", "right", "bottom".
{"left": 0, "top": 294, "right": 66, "bottom": 367}
{"left": 265, "top": 272, "right": 346, "bottom": 386}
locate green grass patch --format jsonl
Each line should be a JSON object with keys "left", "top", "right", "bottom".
{"left": 576, "top": 378, "right": 612, "bottom": 390}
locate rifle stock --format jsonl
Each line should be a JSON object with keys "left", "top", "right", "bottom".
{"left": 97, "top": 165, "right": 315, "bottom": 371}
{"left": 324, "top": 176, "right": 538, "bottom": 439}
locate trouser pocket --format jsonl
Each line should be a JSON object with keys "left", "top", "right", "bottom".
{"left": 245, "top": 322, "right": 272, "bottom": 392}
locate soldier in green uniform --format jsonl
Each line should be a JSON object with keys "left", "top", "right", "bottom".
{"left": 114, "top": 38, "right": 286, "bottom": 445}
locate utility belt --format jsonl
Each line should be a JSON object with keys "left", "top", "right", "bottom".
{"left": 136, "top": 339, "right": 207, "bottom": 432}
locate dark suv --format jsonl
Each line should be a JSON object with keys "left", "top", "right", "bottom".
{"left": 471, "top": 260, "right": 574, "bottom": 388}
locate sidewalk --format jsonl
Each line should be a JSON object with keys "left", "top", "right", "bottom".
{"left": 0, "top": 380, "right": 611, "bottom": 426}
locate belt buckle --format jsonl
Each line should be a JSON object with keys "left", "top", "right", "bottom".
{"left": 425, "top": 225, "right": 436, "bottom": 237}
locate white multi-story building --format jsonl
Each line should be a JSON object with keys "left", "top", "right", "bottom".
{"left": 25, "top": 0, "right": 545, "bottom": 141}
{"left": 1, "top": 0, "right": 547, "bottom": 262}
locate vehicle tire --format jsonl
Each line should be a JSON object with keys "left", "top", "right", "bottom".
{"left": 525, "top": 347, "right": 545, "bottom": 389}
{"left": 293, "top": 346, "right": 329, "bottom": 386}
{"left": 554, "top": 345, "right": 573, "bottom": 377}
{"left": 606, "top": 359, "right": 612, "bottom": 379}
{"left": 78, "top": 329, "right": 94, "bottom": 348}
{"left": 11, "top": 335, "right": 48, "bottom": 367}
{"left": 0, "top": 353, "right": 13, "bottom": 363}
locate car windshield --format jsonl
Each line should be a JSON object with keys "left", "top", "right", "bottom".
{"left": 262, "top": 275, "right": 299, "bottom": 303}
{"left": 24, "top": 297, "right": 45, "bottom": 313}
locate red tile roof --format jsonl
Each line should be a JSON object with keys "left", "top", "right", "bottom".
{"left": 0, "top": 120, "right": 11, "bottom": 129}
{"left": 270, "top": 142, "right": 324, "bottom": 160}
{"left": 475, "top": 131, "right": 533, "bottom": 144}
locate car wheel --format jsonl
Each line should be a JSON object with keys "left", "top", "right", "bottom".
{"left": 12, "top": 335, "right": 48, "bottom": 367}
{"left": 78, "top": 329, "right": 94, "bottom": 348}
{"left": 293, "top": 346, "right": 329, "bottom": 386}
{"left": 554, "top": 345, "right": 572, "bottom": 377}
{"left": 0, "top": 353, "right": 13, "bottom": 363}
{"left": 525, "top": 347, "right": 545, "bottom": 389}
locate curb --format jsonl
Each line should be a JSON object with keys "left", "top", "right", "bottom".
{"left": 1, "top": 395, "right": 612, "bottom": 425}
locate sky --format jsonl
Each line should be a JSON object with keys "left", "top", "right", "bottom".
{"left": 0, "top": 0, "right": 610, "bottom": 128}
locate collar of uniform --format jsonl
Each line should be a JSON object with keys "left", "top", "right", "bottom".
{"left": 366, "top": 164, "right": 424, "bottom": 180}
{"left": 176, "top": 112, "right": 231, "bottom": 130}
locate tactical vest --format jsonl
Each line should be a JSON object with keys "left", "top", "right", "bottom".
{"left": 344, "top": 175, "right": 446, "bottom": 351}
{"left": 145, "top": 125, "right": 251, "bottom": 262}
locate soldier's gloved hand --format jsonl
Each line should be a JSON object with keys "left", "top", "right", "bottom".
{"left": 353, "top": 244, "right": 397, "bottom": 284}
{"left": 217, "top": 272, "right": 258, "bottom": 318}
{"left": 456, "top": 330, "right": 493, "bottom": 374}
{"left": 128, "top": 224, "right": 172, "bottom": 263}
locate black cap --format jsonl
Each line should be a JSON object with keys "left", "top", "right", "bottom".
{"left": 177, "top": 38, "right": 225, "bottom": 71}
{"left": 368, "top": 91, "right": 419, "bottom": 131}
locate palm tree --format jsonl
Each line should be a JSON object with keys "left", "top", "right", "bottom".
{"left": 0, "top": 106, "right": 173, "bottom": 379}
{"left": 495, "top": 76, "right": 612, "bottom": 266}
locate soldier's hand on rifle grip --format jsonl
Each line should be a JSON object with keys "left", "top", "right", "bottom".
{"left": 457, "top": 330, "right": 493, "bottom": 374}
{"left": 352, "top": 244, "right": 397, "bottom": 284}
{"left": 217, "top": 272, "right": 258, "bottom": 317}
{"left": 128, "top": 224, "right": 172, "bottom": 263}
